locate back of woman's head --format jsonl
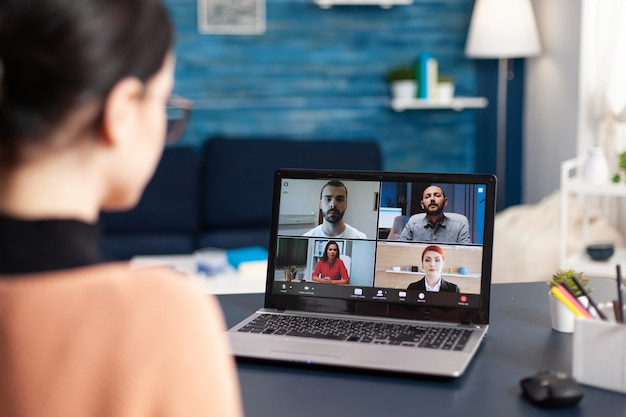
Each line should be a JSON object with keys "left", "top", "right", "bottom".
{"left": 0, "top": 0, "right": 173, "bottom": 165}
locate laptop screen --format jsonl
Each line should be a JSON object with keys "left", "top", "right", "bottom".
{"left": 265, "top": 169, "right": 496, "bottom": 325}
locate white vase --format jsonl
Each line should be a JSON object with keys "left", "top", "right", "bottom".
{"left": 390, "top": 80, "right": 417, "bottom": 101}
{"left": 549, "top": 292, "right": 589, "bottom": 333}
{"left": 583, "top": 147, "right": 609, "bottom": 184}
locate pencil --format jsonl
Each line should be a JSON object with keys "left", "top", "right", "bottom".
{"left": 617, "top": 264, "right": 624, "bottom": 323}
{"left": 556, "top": 284, "right": 594, "bottom": 319}
{"left": 571, "top": 276, "right": 608, "bottom": 320}
{"left": 550, "top": 286, "right": 591, "bottom": 319}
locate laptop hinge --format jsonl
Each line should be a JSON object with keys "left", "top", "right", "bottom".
{"left": 460, "top": 320, "right": 472, "bottom": 326}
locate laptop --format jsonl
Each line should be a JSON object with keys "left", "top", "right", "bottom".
{"left": 227, "top": 169, "right": 496, "bottom": 378}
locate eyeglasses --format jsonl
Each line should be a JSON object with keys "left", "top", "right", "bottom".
{"left": 165, "top": 95, "right": 193, "bottom": 143}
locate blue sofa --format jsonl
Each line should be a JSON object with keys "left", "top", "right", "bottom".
{"left": 99, "top": 137, "right": 382, "bottom": 260}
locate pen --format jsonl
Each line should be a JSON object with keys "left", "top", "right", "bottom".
{"left": 571, "top": 275, "right": 608, "bottom": 320}
{"left": 556, "top": 284, "right": 594, "bottom": 319}
{"left": 613, "top": 300, "right": 622, "bottom": 323}
{"left": 550, "top": 286, "right": 591, "bottom": 319}
{"left": 617, "top": 264, "right": 624, "bottom": 323}
{"left": 557, "top": 283, "right": 592, "bottom": 319}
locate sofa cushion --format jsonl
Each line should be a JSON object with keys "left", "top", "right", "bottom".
{"left": 99, "top": 146, "right": 201, "bottom": 259}
{"left": 200, "top": 137, "right": 382, "bottom": 248}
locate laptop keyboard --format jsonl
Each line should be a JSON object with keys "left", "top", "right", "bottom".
{"left": 237, "top": 314, "right": 474, "bottom": 351}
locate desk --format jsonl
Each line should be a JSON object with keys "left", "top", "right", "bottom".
{"left": 217, "top": 280, "right": 626, "bottom": 417}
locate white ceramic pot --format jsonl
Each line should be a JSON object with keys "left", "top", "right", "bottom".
{"left": 583, "top": 147, "right": 609, "bottom": 184}
{"left": 390, "top": 80, "right": 417, "bottom": 101}
{"left": 437, "top": 81, "right": 455, "bottom": 102}
{"left": 549, "top": 292, "right": 589, "bottom": 333}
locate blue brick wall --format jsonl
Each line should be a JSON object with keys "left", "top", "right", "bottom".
{"left": 165, "top": 0, "right": 483, "bottom": 173}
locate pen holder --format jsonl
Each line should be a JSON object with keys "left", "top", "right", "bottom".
{"left": 572, "top": 318, "right": 626, "bottom": 393}
{"left": 549, "top": 292, "right": 588, "bottom": 333}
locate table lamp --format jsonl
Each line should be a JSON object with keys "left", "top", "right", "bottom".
{"left": 465, "top": 0, "right": 541, "bottom": 210}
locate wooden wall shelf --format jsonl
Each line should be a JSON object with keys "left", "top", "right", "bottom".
{"left": 314, "top": 0, "right": 413, "bottom": 9}
{"left": 391, "top": 97, "right": 488, "bottom": 112}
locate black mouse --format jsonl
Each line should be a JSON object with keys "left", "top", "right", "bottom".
{"left": 520, "top": 371, "right": 583, "bottom": 408}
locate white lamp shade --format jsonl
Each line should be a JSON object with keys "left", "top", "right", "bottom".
{"left": 465, "top": 0, "right": 542, "bottom": 58}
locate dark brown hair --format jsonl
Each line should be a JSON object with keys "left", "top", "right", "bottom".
{"left": 320, "top": 180, "right": 348, "bottom": 199}
{"left": 0, "top": 0, "right": 173, "bottom": 164}
{"left": 322, "top": 240, "right": 341, "bottom": 262}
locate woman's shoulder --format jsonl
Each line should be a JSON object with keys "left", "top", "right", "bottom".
{"left": 0, "top": 263, "right": 220, "bottom": 323}
{"left": 406, "top": 277, "right": 425, "bottom": 289}
{"left": 441, "top": 278, "right": 460, "bottom": 292}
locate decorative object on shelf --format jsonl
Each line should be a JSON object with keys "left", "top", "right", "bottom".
{"left": 416, "top": 52, "right": 438, "bottom": 99}
{"left": 583, "top": 147, "right": 610, "bottom": 184}
{"left": 437, "top": 75, "right": 455, "bottom": 102}
{"left": 386, "top": 65, "right": 416, "bottom": 100}
{"left": 586, "top": 243, "right": 615, "bottom": 261}
{"left": 611, "top": 150, "right": 626, "bottom": 183}
{"left": 314, "top": 0, "right": 412, "bottom": 9}
{"left": 465, "top": 0, "right": 542, "bottom": 210}
{"left": 547, "top": 268, "right": 591, "bottom": 333}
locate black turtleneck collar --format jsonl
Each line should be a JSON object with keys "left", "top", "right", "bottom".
{"left": 0, "top": 214, "right": 103, "bottom": 274}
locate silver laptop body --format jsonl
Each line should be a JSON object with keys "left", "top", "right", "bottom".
{"left": 228, "top": 169, "right": 496, "bottom": 378}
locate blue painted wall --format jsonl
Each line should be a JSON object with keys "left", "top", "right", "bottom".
{"left": 165, "top": 0, "right": 484, "bottom": 173}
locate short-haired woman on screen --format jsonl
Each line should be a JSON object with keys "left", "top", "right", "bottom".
{"left": 312, "top": 240, "right": 350, "bottom": 284}
{"left": 407, "top": 245, "right": 460, "bottom": 293}
{"left": 0, "top": 1, "right": 242, "bottom": 416}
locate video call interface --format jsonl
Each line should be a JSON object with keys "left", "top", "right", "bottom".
{"left": 271, "top": 176, "right": 490, "bottom": 309}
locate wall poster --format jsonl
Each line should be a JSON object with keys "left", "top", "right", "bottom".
{"left": 198, "top": 0, "right": 266, "bottom": 35}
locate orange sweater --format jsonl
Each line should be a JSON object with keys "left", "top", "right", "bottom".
{"left": 0, "top": 263, "right": 243, "bottom": 417}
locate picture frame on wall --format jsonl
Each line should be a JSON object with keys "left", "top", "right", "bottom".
{"left": 198, "top": 0, "right": 266, "bottom": 35}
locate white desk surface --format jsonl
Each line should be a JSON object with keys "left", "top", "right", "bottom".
{"left": 130, "top": 254, "right": 267, "bottom": 295}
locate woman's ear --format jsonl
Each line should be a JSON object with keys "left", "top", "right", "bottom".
{"left": 100, "top": 77, "right": 144, "bottom": 147}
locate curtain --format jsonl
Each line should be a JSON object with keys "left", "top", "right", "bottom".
{"left": 584, "top": 0, "right": 626, "bottom": 234}
{"left": 589, "top": 0, "right": 626, "bottom": 169}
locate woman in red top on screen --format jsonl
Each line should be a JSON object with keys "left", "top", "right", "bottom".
{"left": 311, "top": 240, "right": 350, "bottom": 285}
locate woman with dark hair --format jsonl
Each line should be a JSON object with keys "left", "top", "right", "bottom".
{"left": 407, "top": 245, "right": 460, "bottom": 293}
{"left": 312, "top": 240, "right": 350, "bottom": 284}
{"left": 0, "top": 1, "right": 242, "bottom": 415}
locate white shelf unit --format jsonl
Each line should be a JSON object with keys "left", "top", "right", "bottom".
{"left": 384, "top": 269, "right": 481, "bottom": 278}
{"left": 560, "top": 157, "right": 626, "bottom": 277}
{"left": 390, "top": 97, "right": 488, "bottom": 112}
{"left": 314, "top": 0, "right": 412, "bottom": 8}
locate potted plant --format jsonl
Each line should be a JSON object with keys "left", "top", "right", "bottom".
{"left": 611, "top": 150, "right": 626, "bottom": 183}
{"left": 385, "top": 65, "right": 416, "bottom": 100}
{"left": 547, "top": 268, "right": 592, "bottom": 297}
{"left": 283, "top": 265, "right": 302, "bottom": 281}
{"left": 547, "top": 268, "right": 591, "bottom": 333}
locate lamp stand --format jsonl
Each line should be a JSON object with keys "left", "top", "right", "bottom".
{"left": 496, "top": 58, "right": 509, "bottom": 211}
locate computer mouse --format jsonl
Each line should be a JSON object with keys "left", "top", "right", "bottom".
{"left": 520, "top": 371, "right": 583, "bottom": 408}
